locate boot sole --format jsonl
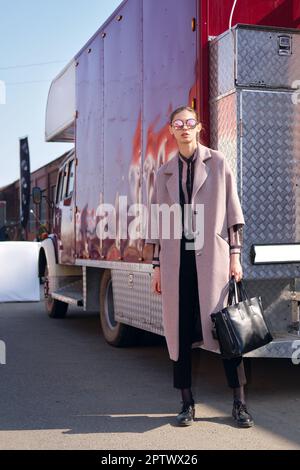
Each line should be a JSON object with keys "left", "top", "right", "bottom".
{"left": 176, "top": 410, "right": 195, "bottom": 426}
{"left": 234, "top": 418, "right": 254, "bottom": 428}
{"left": 176, "top": 419, "right": 194, "bottom": 426}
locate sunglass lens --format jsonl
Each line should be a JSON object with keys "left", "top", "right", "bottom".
{"left": 187, "top": 119, "right": 197, "bottom": 128}
{"left": 173, "top": 119, "right": 184, "bottom": 129}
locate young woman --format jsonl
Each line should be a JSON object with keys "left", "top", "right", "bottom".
{"left": 146, "top": 106, "right": 254, "bottom": 428}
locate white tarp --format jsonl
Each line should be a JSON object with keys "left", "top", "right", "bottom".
{"left": 0, "top": 242, "right": 41, "bottom": 302}
{"left": 45, "top": 59, "right": 76, "bottom": 142}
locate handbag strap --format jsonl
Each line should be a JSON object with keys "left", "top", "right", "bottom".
{"left": 237, "top": 279, "right": 250, "bottom": 302}
{"left": 228, "top": 276, "right": 239, "bottom": 305}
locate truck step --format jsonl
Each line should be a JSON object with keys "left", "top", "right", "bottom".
{"left": 51, "top": 279, "right": 83, "bottom": 307}
{"left": 244, "top": 332, "right": 300, "bottom": 358}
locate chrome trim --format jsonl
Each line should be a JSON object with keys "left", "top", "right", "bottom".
{"left": 75, "top": 258, "right": 152, "bottom": 273}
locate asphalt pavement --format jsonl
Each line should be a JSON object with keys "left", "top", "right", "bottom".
{"left": 0, "top": 295, "right": 300, "bottom": 450}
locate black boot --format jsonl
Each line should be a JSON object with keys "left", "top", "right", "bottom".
{"left": 232, "top": 400, "right": 254, "bottom": 428}
{"left": 176, "top": 399, "right": 195, "bottom": 426}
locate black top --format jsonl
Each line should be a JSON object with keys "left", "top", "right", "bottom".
{"left": 178, "top": 151, "right": 197, "bottom": 241}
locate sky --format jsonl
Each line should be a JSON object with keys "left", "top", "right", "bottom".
{"left": 0, "top": 0, "right": 122, "bottom": 187}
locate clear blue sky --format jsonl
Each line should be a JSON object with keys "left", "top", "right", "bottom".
{"left": 0, "top": 0, "right": 122, "bottom": 187}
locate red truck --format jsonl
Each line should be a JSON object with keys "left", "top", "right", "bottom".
{"left": 36, "top": 0, "right": 300, "bottom": 358}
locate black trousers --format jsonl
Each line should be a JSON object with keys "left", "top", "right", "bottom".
{"left": 172, "top": 235, "right": 247, "bottom": 390}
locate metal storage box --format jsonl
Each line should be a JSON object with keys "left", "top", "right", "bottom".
{"left": 210, "top": 23, "right": 300, "bottom": 98}
{"left": 210, "top": 24, "right": 300, "bottom": 356}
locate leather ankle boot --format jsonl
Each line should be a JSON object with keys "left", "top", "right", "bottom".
{"left": 176, "top": 400, "right": 195, "bottom": 426}
{"left": 232, "top": 400, "right": 254, "bottom": 428}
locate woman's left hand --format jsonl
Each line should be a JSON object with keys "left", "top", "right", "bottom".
{"left": 229, "top": 254, "right": 243, "bottom": 282}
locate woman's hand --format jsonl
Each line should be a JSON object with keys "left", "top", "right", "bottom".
{"left": 151, "top": 266, "right": 161, "bottom": 294}
{"left": 229, "top": 253, "right": 243, "bottom": 282}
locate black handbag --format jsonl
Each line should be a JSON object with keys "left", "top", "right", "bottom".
{"left": 211, "top": 276, "right": 273, "bottom": 359}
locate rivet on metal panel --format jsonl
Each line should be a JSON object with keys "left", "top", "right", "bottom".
{"left": 101, "top": 32, "right": 106, "bottom": 38}
{"left": 87, "top": 48, "right": 92, "bottom": 54}
{"left": 191, "top": 18, "right": 196, "bottom": 32}
{"left": 75, "top": 61, "right": 79, "bottom": 67}
{"left": 116, "top": 15, "right": 123, "bottom": 22}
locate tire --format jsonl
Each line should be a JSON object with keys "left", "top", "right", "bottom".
{"left": 99, "top": 269, "right": 142, "bottom": 347}
{"left": 44, "top": 266, "right": 68, "bottom": 318}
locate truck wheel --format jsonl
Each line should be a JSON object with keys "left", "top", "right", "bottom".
{"left": 99, "top": 269, "right": 142, "bottom": 346}
{"left": 44, "top": 266, "right": 68, "bottom": 318}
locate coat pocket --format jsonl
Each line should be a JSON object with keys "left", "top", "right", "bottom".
{"left": 216, "top": 232, "right": 230, "bottom": 246}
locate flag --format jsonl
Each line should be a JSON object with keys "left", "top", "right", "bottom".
{"left": 19, "top": 136, "right": 31, "bottom": 229}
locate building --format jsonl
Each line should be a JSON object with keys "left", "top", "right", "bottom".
{"left": 0, "top": 151, "right": 70, "bottom": 241}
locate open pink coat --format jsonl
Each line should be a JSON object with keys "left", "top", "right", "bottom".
{"left": 146, "top": 142, "right": 245, "bottom": 361}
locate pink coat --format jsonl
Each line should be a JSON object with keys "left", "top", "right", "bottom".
{"left": 146, "top": 142, "right": 245, "bottom": 361}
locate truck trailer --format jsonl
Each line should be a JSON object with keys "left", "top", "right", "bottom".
{"left": 37, "top": 0, "right": 300, "bottom": 358}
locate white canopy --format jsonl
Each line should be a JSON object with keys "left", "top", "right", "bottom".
{"left": 45, "top": 59, "right": 76, "bottom": 142}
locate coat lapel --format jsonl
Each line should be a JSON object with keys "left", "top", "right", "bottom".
{"left": 191, "top": 143, "right": 211, "bottom": 203}
{"left": 164, "top": 142, "right": 212, "bottom": 205}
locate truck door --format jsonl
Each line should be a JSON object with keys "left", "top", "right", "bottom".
{"left": 54, "top": 157, "right": 76, "bottom": 264}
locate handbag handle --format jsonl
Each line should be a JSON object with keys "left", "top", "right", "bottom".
{"left": 228, "top": 277, "right": 251, "bottom": 304}
{"left": 236, "top": 279, "right": 250, "bottom": 303}
{"left": 228, "top": 276, "right": 247, "bottom": 320}
{"left": 228, "top": 277, "right": 258, "bottom": 319}
{"left": 237, "top": 278, "right": 259, "bottom": 317}
{"left": 228, "top": 276, "right": 239, "bottom": 306}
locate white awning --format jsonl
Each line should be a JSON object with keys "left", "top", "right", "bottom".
{"left": 45, "top": 59, "right": 76, "bottom": 142}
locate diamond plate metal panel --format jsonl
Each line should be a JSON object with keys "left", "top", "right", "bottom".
{"left": 210, "top": 92, "right": 238, "bottom": 179}
{"left": 244, "top": 279, "right": 291, "bottom": 333}
{"left": 244, "top": 334, "right": 300, "bottom": 358}
{"left": 208, "top": 24, "right": 300, "bottom": 355}
{"left": 236, "top": 27, "right": 300, "bottom": 88}
{"left": 210, "top": 91, "right": 300, "bottom": 279}
{"left": 111, "top": 269, "right": 164, "bottom": 335}
{"left": 209, "top": 24, "right": 300, "bottom": 98}
{"left": 209, "top": 30, "right": 235, "bottom": 99}
{"left": 240, "top": 89, "right": 300, "bottom": 279}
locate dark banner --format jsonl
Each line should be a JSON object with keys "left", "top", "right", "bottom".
{"left": 19, "top": 136, "right": 31, "bottom": 229}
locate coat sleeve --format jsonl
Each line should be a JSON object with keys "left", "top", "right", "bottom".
{"left": 224, "top": 157, "right": 245, "bottom": 229}
{"left": 228, "top": 223, "right": 243, "bottom": 255}
{"left": 145, "top": 176, "right": 161, "bottom": 266}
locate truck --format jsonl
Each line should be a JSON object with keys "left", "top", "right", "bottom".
{"left": 36, "top": 0, "right": 300, "bottom": 358}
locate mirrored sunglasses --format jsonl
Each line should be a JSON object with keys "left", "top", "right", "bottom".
{"left": 172, "top": 118, "right": 198, "bottom": 130}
